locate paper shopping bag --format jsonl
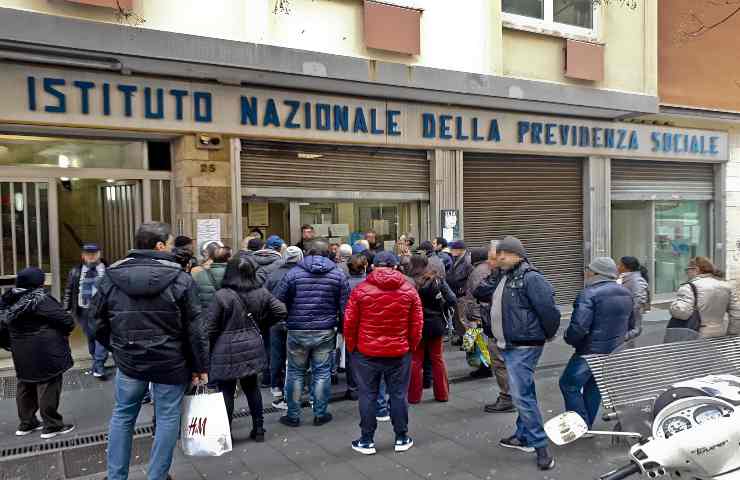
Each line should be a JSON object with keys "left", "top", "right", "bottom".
{"left": 180, "top": 388, "right": 232, "bottom": 457}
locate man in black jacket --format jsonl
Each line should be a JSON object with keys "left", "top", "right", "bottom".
{"left": 62, "top": 242, "right": 109, "bottom": 379}
{"left": 91, "top": 222, "right": 208, "bottom": 480}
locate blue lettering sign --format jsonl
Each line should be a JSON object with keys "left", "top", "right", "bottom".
{"left": 240, "top": 96, "right": 258, "bottom": 125}
{"left": 353, "top": 107, "right": 368, "bottom": 133}
{"left": 370, "top": 108, "right": 384, "bottom": 135}
{"left": 387, "top": 110, "right": 401, "bottom": 136}
{"left": 710, "top": 136, "right": 720, "bottom": 155}
{"left": 334, "top": 105, "right": 349, "bottom": 132}
{"left": 73, "top": 81, "right": 95, "bottom": 115}
{"left": 517, "top": 121, "right": 530, "bottom": 143}
{"left": 193, "top": 92, "right": 212, "bottom": 123}
{"left": 263, "top": 98, "right": 281, "bottom": 127}
{"left": 559, "top": 125, "right": 569, "bottom": 145}
{"left": 578, "top": 126, "right": 590, "bottom": 147}
{"left": 170, "top": 89, "right": 188, "bottom": 120}
{"left": 422, "top": 113, "right": 436, "bottom": 138}
{"left": 531, "top": 122, "right": 543, "bottom": 144}
{"left": 628, "top": 131, "right": 639, "bottom": 150}
{"left": 617, "top": 129, "right": 628, "bottom": 150}
{"left": 604, "top": 128, "right": 615, "bottom": 148}
{"left": 117, "top": 84, "right": 137, "bottom": 117}
{"left": 487, "top": 119, "right": 501, "bottom": 142}
{"left": 545, "top": 123, "right": 556, "bottom": 145}
{"left": 592, "top": 127, "right": 602, "bottom": 148}
{"left": 304, "top": 102, "right": 312, "bottom": 129}
{"left": 27, "top": 77, "right": 36, "bottom": 111}
{"left": 284, "top": 100, "right": 300, "bottom": 128}
{"left": 102, "top": 83, "right": 111, "bottom": 116}
{"left": 471, "top": 117, "right": 484, "bottom": 141}
{"left": 439, "top": 115, "right": 452, "bottom": 140}
{"left": 650, "top": 132, "right": 660, "bottom": 152}
{"left": 455, "top": 116, "right": 468, "bottom": 141}
{"left": 316, "top": 103, "right": 331, "bottom": 131}
{"left": 144, "top": 87, "right": 164, "bottom": 120}
{"left": 43, "top": 78, "right": 66, "bottom": 114}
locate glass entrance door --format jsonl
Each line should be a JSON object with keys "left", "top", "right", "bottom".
{"left": 0, "top": 180, "right": 54, "bottom": 295}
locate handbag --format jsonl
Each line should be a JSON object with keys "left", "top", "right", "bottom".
{"left": 180, "top": 384, "right": 232, "bottom": 457}
{"left": 666, "top": 282, "right": 701, "bottom": 331}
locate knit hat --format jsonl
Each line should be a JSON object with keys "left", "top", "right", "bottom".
{"left": 497, "top": 236, "right": 526, "bottom": 258}
{"left": 469, "top": 247, "right": 489, "bottom": 265}
{"left": 588, "top": 257, "right": 618, "bottom": 279}
{"left": 338, "top": 244, "right": 353, "bottom": 258}
{"left": 449, "top": 240, "right": 466, "bottom": 250}
{"left": 266, "top": 235, "right": 284, "bottom": 251}
{"left": 373, "top": 251, "right": 399, "bottom": 267}
{"left": 247, "top": 238, "right": 264, "bottom": 251}
{"left": 284, "top": 246, "right": 304, "bottom": 264}
{"left": 16, "top": 267, "right": 45, "bottom": 289}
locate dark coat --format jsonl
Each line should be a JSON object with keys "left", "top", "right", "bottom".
{"left": 207, "top": 286, "right": 287, "bottom": 382}
{"left": 91, "top": 250, "right": 209, "bottom": 385}
{"left": 414, "top": 272, "right": 458, "bottom": 338}
{"left": 446, "top": 253, "right": 474, "bottom": 298}
{"left": 62, "top": 262, "right": 106, "bottom": 316}
{"left": 251, "top": 249, "right": 283, "bottom": 287}
{"left": 438, "top": 251, "right": 453, "bottom": 272}
{"left": 564, "top": 280, "right": 635, "bottom": 355}
{"left": 473, "top": 261, "right": 561, "bottom": 347}
{"left": 263, "top": 260, "right": 296, "bottom": 293}
{"left": 1, "top": 288, "right": 74, "bottom": 382}
{"left": 273, "top": 255, "right": 350, "bottom": 331}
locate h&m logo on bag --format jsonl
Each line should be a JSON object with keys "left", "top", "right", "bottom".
{"left": 187, "top": 417, "right": 208, "bottom": 437}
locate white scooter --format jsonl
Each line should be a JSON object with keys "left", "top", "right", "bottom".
{"left": 546, "top": 374, "right": 740, "bottom": 479}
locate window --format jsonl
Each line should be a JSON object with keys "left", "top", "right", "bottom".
{"left": 503, "top": 0, "right": 596, "bottom": 37}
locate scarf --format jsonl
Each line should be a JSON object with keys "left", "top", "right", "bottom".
{"left": 79, "top": 262, "right": 104, "bottom": 308}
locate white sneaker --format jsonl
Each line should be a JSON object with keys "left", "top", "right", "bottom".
{"left": 272, "top": 398, "right": 288, "bottom": 410}
{"left": 376, "top": 415, "right": 391, "bottom": 422}
{"left": 270, "top": 388, "right": 283, "bottom": 398}
{"left": 40, "top": 424, "right": 75, "bottom": 439}
{"left": 15, "top": 425, "right": 42, "bottom": 436}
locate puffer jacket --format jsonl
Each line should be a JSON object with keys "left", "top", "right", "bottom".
{"left": 473, "top": 261, "right": 561, "bottom": 347}
{"left": 343, "top": 268, "right": 423, "bottom": 357}
{"left": 251, "top": 249, "right": 283, "bottom": 286}
{"left": 193, "top": 262, "right": 227, "bottom": 310}
{"left": 415, "top": 272, "right": 457, "bottom": 338}
{"left": 91, "top": 250, "right": 209, "bottom": 385}
{"left": 564, "top": 279, "right": 635, "bottom": 355}
{"left": 446, "top": 253, "right": 474, "bottom": 298}
{"left": 273, "top": 255, "right": 350, "bottom": 331}
{"left": 207, "top": 286, "right": 287, "bottom": 381}
{"left": 1, "top": 288, "right": 74, "bottom": 382}
{"left": 670, "top": 274, "right": 740, "bottom": 338}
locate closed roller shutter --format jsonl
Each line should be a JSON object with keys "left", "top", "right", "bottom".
{"left": 241, "top": 140, "right": 429, "bottom": 193}
{"left": 611, "top": 160, "right": 715, "bottom": 200}
{"left": 464, "top": 154, "right": 584, "bottom": 305}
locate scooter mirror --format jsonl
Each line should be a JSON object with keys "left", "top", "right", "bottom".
{"left": 544, "top": 412, "right": 588, "bottom": 446}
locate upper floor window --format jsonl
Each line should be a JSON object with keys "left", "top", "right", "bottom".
{"left": 502, "top": 0, "right": 596, "bottom": 38}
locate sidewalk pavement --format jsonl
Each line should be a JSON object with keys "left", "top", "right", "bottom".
{"left": 0, "top": 309, "right": 671, "bottom": 452}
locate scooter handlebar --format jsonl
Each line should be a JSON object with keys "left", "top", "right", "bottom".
{"left": 599, "top": 463, "right": 641, "bottom": 480}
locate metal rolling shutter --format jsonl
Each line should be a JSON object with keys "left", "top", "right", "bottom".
{"left": 611, "top": 160, "right": 715, "bottom": 200}
{"left": 464, "top": 155, "right": 584, "bottom": 305}
{"left": 240, "top": 140, "right": 429, "bottom": 193}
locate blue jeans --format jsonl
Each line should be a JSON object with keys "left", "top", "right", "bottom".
{"left": 107, "top": 371, "right": 187, "bottom": 480}
{"left": 270, "top": 324, "right": 288, "bottom": 392}
{"left": 559, "top": 354, "right": 601, "bottom": 429}
{"left": 285, "top": 329, "right": 336, "bottom": 421}
{"left": 78, "top": 308, "right": 109, "bottom": 375}
{"left": 352, "top": 352, "right": 412, "bottom": 441}
{"left": 377, "top": 380, "right": 389, "bottom": 417}
{"left": 502, "top": 347, "right": 548, "bottom": 449}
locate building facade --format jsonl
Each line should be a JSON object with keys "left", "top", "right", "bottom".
{"left": 0, "top": 0, "right": 729, "bottom": 331}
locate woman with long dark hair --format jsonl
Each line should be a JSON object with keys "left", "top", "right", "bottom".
{"left": 206, "top": 255, "right": 287, "bottom": 441}
{"left": 407, "top": 254, "right": 457, "bottom": 403}
{"left": 617, "top": 256, "right": 649, "bottom": 343}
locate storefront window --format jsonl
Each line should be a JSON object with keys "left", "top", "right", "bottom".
{"left": 611, "top": 200, "right": 711, "bottom": 297}
{"left": 242, "top": 199, "right": 426, "bottom": 249}
{"left": 0, "top": 135, "right": 145, "bottom": 169}
{"left": 654, "top": 201, "right": 710, "bottom": 294}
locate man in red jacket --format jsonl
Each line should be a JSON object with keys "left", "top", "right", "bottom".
{"left": 344, "top": 251, "right": 423, "bottom": 455}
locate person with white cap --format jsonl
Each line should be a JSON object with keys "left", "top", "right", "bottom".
{"left": 560, "top": 257, "right": 636, "bottom": 430}
{"left": 473, "top": 235, "right": 560, "bottom": 471}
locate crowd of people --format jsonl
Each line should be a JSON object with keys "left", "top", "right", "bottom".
{"left": 2, "top": 220, "right": 740, "bottom": 479}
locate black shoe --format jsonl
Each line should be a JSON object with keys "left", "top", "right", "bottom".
{"left": 484, "top": 398, "right": 516, "bottom": 413}
{"left": 499, "top": 435, "right": 534, "bottom": 453}
{"left": 344, "top": 390, "right": 359, "bottom": 401}
{"left": 250, "top": 427, "right": 266, "bottom": 442}
{"left": 351, "top": 438, "right": 377, "bottom": 455}
{"left": 536, "top": 447, "right": 555, "bottom": 470}
{"left": 279, "top": 416, "right": 300, "bottom": 428}
{"left": 41, "top": 424, "right": 75, "bottom": 439}
{"left": 313, "top": 413, "right": 333, "bottom": 426}
{"left": 15, "top": 424, "right": 42, "bottom": 436}
{"left": 470, "top": 367, "right": 493, "bottom": 379}
{"left": 423, "top": 380, "right": 432, "bottom": 390}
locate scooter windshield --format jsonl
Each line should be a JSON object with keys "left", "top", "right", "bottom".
{"left": 584, "top": 328, "right": 740, "bottom": 437}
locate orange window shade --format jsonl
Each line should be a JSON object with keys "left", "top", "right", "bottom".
{"left": 59, "top": 0, "right": 133, "bottom": 9}
{"left": 363, "top": 0, "right": 422, "bottom": 55}
{"left": 564, "top": 39, "right": 604, "bottom": 82}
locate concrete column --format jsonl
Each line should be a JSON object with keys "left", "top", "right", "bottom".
{"left": 724, "top": 130, "right": 740, "bottom": 283}
{"left": 429, "top": 149, "right": 464, "bottom": 240}
{"left": 583, "top": 156, "right": 611, "bottom": 263}
{"left": 172, "top": 135, "right": 234, "bottom": 249}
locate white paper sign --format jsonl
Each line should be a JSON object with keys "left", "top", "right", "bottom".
{"left": 313, "top": 224, "right": 330, "bottom": 237}
{"left": 196, "top": 218, "right": 221, "bottom": 249}
{"left": 330, "top": 224, "right": 350, "bottom": 237}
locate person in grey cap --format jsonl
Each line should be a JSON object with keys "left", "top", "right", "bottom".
{"left": 473, "top": 235, "right": 560, "bottom": 470}
{"left": 63, "top": 242, "right": 109, "bottom": 380}
{"left": 559, "top": 257, "right": 635, "bottom": 429}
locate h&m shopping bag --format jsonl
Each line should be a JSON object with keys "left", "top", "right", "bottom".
{"left": 180, "top": 386, "right": 232, "bottom": 457}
